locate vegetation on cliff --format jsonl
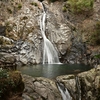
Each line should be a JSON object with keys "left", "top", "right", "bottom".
{"left": 91, "top": 21, "right": 100, "bottom": 45}
{"left": 62, "top": 0, "right": 94, "bottom": 13}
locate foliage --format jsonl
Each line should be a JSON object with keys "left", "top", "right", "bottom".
{"left": 30, "top": 2, "right": 37, "bottom": 6}
{"left": 0, "top": 69, "right": 23, "bottom": 99}
{"left": 7, "top": 8, "right": 12, "bottom": 14}
{"left": 0, "top": 69, "right": 13, "bottom": 97}
{"left": 62, "top": 6, "right": 67, "bottom": 12}
{"left": 66, "top": 0, "right": 94, "bottom": 13}
{"left": 90, "top": 21, "right": 100, "bottom": 45}
{"left": 94, "top": 54, "right": 100, "bottom": 59}
{"left": 18, "top": 3, "right": 22, "bottom": 9}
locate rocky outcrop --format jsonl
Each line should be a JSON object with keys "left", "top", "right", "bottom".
{"left": 22, "top": 75, "right": 62, "bottom": 100}
{"left": 0, "top": 0, "right": 94, "bottom": 64}
{"left": 78, "top": 66, "right": 100, "bottom": 100}
{"left": 56, "top": 65, "right": 100, "bottom": 100}
{"left": 0, "top": 0, "right": 100, "bottom": 65}
{"left": 0, "top": 53, "right": 17, "bottom": 69}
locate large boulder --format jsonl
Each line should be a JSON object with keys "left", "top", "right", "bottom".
{"left": 22, "top": 75, "right": 62, "bottom": 100}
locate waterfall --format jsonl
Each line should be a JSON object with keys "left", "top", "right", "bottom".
{"left": 40, "top": 3, "right": 60, "bottom": 64}
{"left": 57, "top": 82, "right": 72, "bottom": 100}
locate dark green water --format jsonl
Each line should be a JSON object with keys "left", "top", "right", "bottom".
{"left": 17, "top": 64, "right": 92, "bottom": 78}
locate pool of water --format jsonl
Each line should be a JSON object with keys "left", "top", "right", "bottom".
{"left": 17, "top": 64, "right": 93, "bottom": 78}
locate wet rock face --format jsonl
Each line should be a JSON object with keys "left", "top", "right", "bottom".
{"left": 22, "top": 75, "right": 62, "bottom": 100}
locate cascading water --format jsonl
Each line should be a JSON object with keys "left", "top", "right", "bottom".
{"left": 40, "top": 3, "right": 60, "bottom": 64}
{"left": 57, "top": 81, "right": 72, "bottom": 100}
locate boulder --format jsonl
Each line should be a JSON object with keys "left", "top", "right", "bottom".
{"left": 22, "top": 75, "right": 62, "bottom": 100}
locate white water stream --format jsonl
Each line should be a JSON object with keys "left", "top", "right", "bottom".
{"left": 40, "top": 3, "right": 60, "bottom": 64}
{"left": 57, "top": 82, "right": 72, "bottom": 100}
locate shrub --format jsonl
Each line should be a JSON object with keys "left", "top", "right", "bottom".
{"left": 0, "top": 69, "right": 11, "bottom": 98}
{"left": 66, "top": 0, "right": 94, "bottom": 13}
{"left": 90, "top": 21, "right": 100, "bottom": 45}
{"left": 0, "top": 69, "right": 24, "bottom": 99}
{"left": 94, "top": 54, "right": 100, "bottom": 59}
{"left": 62, "top": 6, "right": 67, "bottom": 12}
{"left": 18, "top": 3, "right": 22, "bottom": 9}
{"left": 30, "top": 2, "right": 37, "bottom": 6}
{"left": 7, "top": 8, "right": 12, "bottom": 14}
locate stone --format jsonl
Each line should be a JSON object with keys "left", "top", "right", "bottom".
{"left": 0, "top": 53, "right": 16, "bottom": 70}
{"left": 22, "top": 75, "right": 62, "bottom": 100}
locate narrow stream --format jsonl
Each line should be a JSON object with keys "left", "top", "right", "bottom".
{"left": 57, "top": 82, "right": 72, "bottom": 100}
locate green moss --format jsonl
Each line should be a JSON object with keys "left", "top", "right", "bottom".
{"left": 62, "top": 6, "right": 67, "bottom": 12}
{"left": 90, "top": 21, "right": 100, "bottom": 45}
{"left": 66, "top": 0, "right": 94, "bottom": 13}
{"left": 94, "top": 54, "right": 100, "bottom": 59}
{"left": 30, "top": 2, "right": 37, "bottom": 6}
{"left": 18, "top": 3, "right": 22, "bottom": 9}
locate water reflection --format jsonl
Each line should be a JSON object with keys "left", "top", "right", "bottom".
{"left": 17, "top": 64, "right": 92, "bottom": 78}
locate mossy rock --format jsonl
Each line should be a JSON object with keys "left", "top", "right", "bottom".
{"left": 0, "top": 70, "right": 24, "bottom": 99}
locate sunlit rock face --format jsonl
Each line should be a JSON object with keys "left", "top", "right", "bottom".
{"left": 22, "top": 75, "right": 62, "bottom": 100}
{"left": 0, "top": 0, "right": 73, "bottom": 64}
{"left": 0, "top": 0, "right": 99, "bottom": 65}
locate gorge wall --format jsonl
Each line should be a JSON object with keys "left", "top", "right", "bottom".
{"left": 0, "top": 0, "right": 100, "bottom": 66}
